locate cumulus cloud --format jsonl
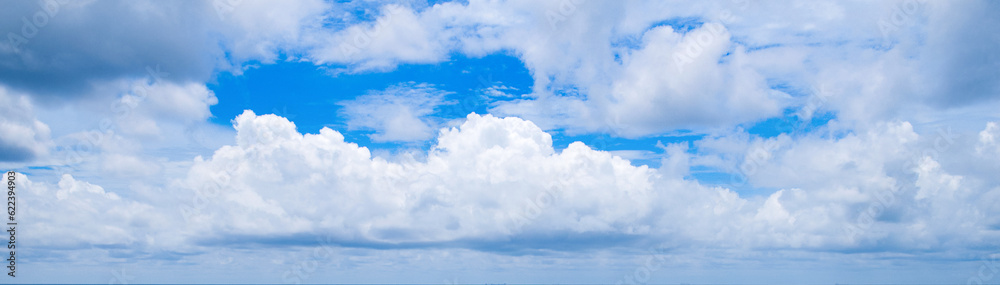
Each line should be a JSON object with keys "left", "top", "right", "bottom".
{"left": 163, "top": 112, "right": 1000, "bottom": 254}
{"left": 602, "top": 23, "right": 783, "bottom": 135}
{"left": 7, "top": 109, "right": 999, "bottom": 283}
{"left": 691, "top": 119, "right": 1000, "bottom": 250}
{"left": 177, "top": 111, "right": 669, "bottom": 249}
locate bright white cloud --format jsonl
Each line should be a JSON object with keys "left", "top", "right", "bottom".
{"left": 309, "top": 4, "right": 452, "bottom": 72}
{"left": 24, "top": 111, "right": 997, "bottom": 252}
{"left": 603, "top": 24, "right": 783, "bottom": 136}
{"left": 10, "top": 109, "right": 1000, "bottom": 282}
{"left": 176, "top": 111, "right": 667, "bottom": 245}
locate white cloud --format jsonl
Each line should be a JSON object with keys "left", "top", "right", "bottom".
{"left": 161, "top": 111, "right": 999, "bottom": 253}
{"left": 603, "top": 24, "right": 783, "bottom": 136}
{"left": 5, "top": 1, "right": 1000, "bottom": 282}
{"left": 304, "top": 1, "right": 789, "bottom": 135}
{"left": 299, "top": 0, "right": 1000, "bottom": 137}
{"left": 18, "top": 173, "right": 166, "bottom": 252}
{"left": 688, "top": 119, "right": 1000, "bottom": 250}
{"left": 101, "top": 153, "right": 161, "bottom": 177}
{"left": 177, "top": 111, "right": 667, "bottom": 244}
{"left": 5, "top": 76, "right": 230, "bottom": 188}
{"left": 338, "top": 83, "right": 451, "bottom": 142}
{"left": 978, "top": 122, "right": 1000, "bottom": 155}
{"left": 9, "top": 110, "right": 1000, "bottom": 281}
{"left": 0, "top": 87, "right": 51, "bottom": 161}
{"left": 104, "top": 79, "right": 220, "bottom": 139}
{"left": 6, "top": 0, "right": 997, "bottom": 139}
{"left": 0, "top": 0, "right": 329, "bottom": 95}
{"left": 489, "top": 21, "right": 787, "bottom": 136}
{"left": 214, "top": 0, "right": 330, "bottom": 66}
{"left": 308, "top": 4, "right": 452, "bottom": 72}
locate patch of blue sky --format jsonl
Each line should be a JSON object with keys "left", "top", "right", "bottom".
{"left": 767, "top": 78, "right": 804, "bottom": 95}
{"left": 551, "top": 131, "right": 704, "bottom": 168}
{"left": 745, "top": 110, "right": 837, "bottom": 138}
{"left": 7, "top": 165, "right": 54, "bottom": 178}
{"left": 742, "top": 43, "right": 783, "bottom": 53}
{"left": 690, "top": 110, "right": 837, "bottom": 197}
{"left": 608, "top": 16, "right": 706, "bottom": 63}
{"left": 324, "top": 0, "right": 451, "bottom": 28}
{"left": 208, "top": 48, "right": 838, "bottom": 177}
{"left": 648, "top": 17, "right": 704, "bottom": 34}
{"left": 737, "top": 79, "right": 840, "bottom": 138}
{"left": 690, "top": 170, "right": 784, "bottom": 197}
{"left": 208, "top": 52, "right": 532, "bottom": 148}
{"left": 549, "top": 86, "right": 585, "bottom": 100}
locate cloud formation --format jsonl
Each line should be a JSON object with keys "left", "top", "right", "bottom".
{"left": 0, "top": 87, "right": 51, "bottom": 161}
{"left": 2, "top": 0, "right": 1000, "bottom": 283}
{"left": 18, "top": 112, "right": 999, "bottom": 259}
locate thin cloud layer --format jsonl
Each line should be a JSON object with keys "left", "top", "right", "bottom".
{"left": 338, "top": 83, "right": 452, "bottom": 142}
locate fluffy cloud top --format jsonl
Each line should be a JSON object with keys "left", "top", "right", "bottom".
{"left": 18, "top": 112, "right": 998, "bottom": 257}
{"left": 178, "top": 111, "right": 665, "bottom": 249}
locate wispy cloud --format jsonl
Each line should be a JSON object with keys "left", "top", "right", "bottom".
{"left": 338, "top": 82, "right": 452, "bottom": 142}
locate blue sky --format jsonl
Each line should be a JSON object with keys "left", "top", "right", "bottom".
{"left": 1, "top": 0, "right": 1000, "bottom": 283}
